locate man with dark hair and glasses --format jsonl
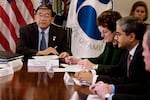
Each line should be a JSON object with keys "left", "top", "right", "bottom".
{"left": 16, "top": 4, "right": 71, "bottom": 59}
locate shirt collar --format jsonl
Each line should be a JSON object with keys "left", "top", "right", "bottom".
{"left": 129, "top": 43, "right": 139, "bottom": 57}
{"left": 38, "top": 27, "right": 50, "bottom": 35}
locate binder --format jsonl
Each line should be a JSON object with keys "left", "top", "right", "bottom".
{"left": 0, "top": 51, "right": 23, "bottom": 62}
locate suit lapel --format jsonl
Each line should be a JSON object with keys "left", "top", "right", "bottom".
{"left": 48, "top": 24, "right": 55, "bottom": 47}
{"left": 128, "top": 42, "right": 142, "bottom": 77}
{"left": 130, "top": 43, "right": 142, "bottom": 65}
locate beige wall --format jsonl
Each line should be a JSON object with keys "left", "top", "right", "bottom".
{"left": 113, "top": 0, "right": 150, "bottom": 23}
{"left": 32, "top": 0, "right": 41, "bottom": 9}
{"left": 32, "top": 0, "right": 150, "bottom": 23}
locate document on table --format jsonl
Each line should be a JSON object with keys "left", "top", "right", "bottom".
{"left": 32, "top": 55, "right": 59, "bottom": 61}
{"left": 53, "top": 64, "right": 84, "bottom": 72}
{"left": 0, "top": 63, "right": 14, "bottom": 77}
{"left": 8, "top": 59, "right": 23, "bottom": 72}
{"left": 28, "top": 59, "right": 59, "bottom": 72}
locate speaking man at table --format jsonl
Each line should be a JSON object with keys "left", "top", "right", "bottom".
{"left": 16, "top": 4, "right": 70, "bottom": 59}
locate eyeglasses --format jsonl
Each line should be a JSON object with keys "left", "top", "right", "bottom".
{"left": 115, "top": 32, "right": 123, "bottom": 38}
{"left": 36, "top": 13, "right": 51, "bottom": 18}
{"left": 115, "top": 32, "right": 121, "bottom": 36}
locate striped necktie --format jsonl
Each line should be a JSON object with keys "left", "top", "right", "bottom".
{"left": 127, "top": 54, "right": 132, "bottom": 77}
{"left": 40, "top": 31, "right": 46, "bottom": 50}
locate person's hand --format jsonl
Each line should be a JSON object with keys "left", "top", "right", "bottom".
{"left": 89, "top": 81, "right": 112, "bottom": 100}
{"left": 59, "top": 52, "right": 69, "bottom": 58}
{"left": 78, "top": 59, "right": 95, "bottom": 69}
{"left": 65, "top": 56, "right": 82, "bottom": 64}
{"left": 74, "top": 70, "right": 93, "bottom": 83}
{"left": 36, "top": 47, "right": 59, "bottom": 56}
{"left": 45, "top": 47, "right": 59, "bottom": 55}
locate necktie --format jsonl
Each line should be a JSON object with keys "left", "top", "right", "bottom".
{"left": 127, "top": 54, "right": 132, "bottom": 77}
{"left": 40, "top": 31, "right": 46, "bottom": 50}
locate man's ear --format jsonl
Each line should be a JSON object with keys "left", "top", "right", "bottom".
{"left": 129, "top": 32, "right": 136, "bottom": 41}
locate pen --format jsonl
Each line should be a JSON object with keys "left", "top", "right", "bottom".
{"left": 54, "top": 46, "right": 59, "bottom": 55}
{"left": 54, "top": 46, "right": 57, "bottom": 49}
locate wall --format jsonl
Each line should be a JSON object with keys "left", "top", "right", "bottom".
{"left": 113, "top": 0, "right": 150, "bottom": 23}
{"left": 32, "top": 0, "right": 150, "bottom": 23}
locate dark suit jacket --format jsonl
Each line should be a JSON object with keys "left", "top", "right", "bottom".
{"left": 16, "top": 23, "right": 70, "bottom": 57}
{"left": 97, "top": 42, "right": 150, "bottom": 84}
{"left": 111, "top": 80, "right": 150, "bottom": 100}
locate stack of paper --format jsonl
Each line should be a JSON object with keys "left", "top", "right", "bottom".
{"left": 8, "top": 59, "right": 23, "bottom": 72}
{"left": 32, "top": 55, "right": 59, "bottom": 61}
{"left": 0, "top": 51, "right": 23, "bottom": 63}
{"left": 28, "top": 58, "right": 59, "bottom": 72}
{"left": 0, "top": 51, "right": 23, "bottom": 72}
{"left": 0, "top": 63, "right": 14, "bottom": 77}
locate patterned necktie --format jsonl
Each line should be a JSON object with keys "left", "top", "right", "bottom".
{"left": 40, "top": 31, "right": 46, "bottom": 50}
{"left": 127, "top": 54, "right": 132, "bottom": 77}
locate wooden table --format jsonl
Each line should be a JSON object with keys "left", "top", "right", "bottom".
{"left": 0, "top": 61, "right": 75, "bottom": 100}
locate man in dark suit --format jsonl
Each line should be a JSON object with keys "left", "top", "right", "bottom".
{"left": 97, "top": 16, "right": 148, "bottom": 84}
{"left": 74, "top": 16, "right": 149, "bottom": 85}
{"left": 16, "top": 4, "right": 70, "bottom": 58}
{"left": 89, "top": 25, "right": 150, "bottom": 100}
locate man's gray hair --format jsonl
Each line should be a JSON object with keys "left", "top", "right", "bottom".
{"left": 116, "top": 16, "right": 146, "bottom": 40}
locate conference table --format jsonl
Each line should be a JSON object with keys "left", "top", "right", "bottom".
{"left": 0, "top": 60, "right": 91, "bottom": 100}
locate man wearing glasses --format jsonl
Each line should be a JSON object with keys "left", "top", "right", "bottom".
{"left": 16, "top": 4, "right": 70, "bottom": 59}
{"left": 75, "top": 16, "right": 150, "bottom": 89}
{"left": 89, "top": 20, "right": 150, "bottom": 100}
